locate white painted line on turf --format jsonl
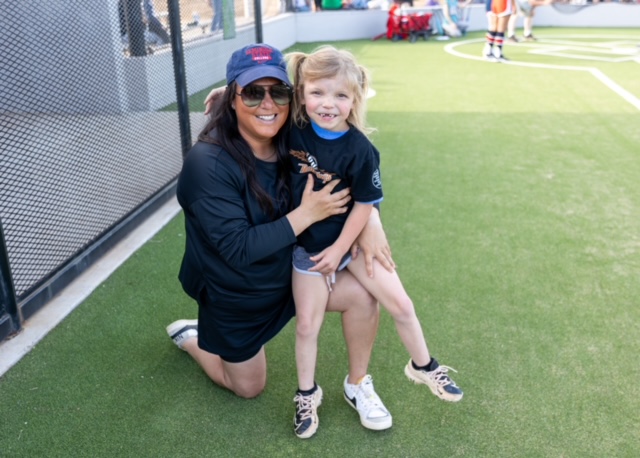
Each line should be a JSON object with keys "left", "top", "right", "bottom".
{"left": 0, "top": 196, "right": 182, "bottom": 378}
{"left": 444, "top": 36, "right": 640, "bottom": 112}
{"left": 529, "top": 51, "right": 635, "bottom": 63}
{"left": 521, "top": 39, "right": 640, "bottom": 63}
{"left": 527, "top": 47, "right": 637, "bottom": 63}
{"left": 590, "top": 68, "right": 640, "bottom": 111}
{"left": 535, "top": 38, "right": 639, "bottom": 52}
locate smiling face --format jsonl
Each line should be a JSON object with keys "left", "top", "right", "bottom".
{"left": 233, "top": 77, "right": 290, "bottom": 152}
{"left": 302, "top": 77, "right": 354, "bottom": 133}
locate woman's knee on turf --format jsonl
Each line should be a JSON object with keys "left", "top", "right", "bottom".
{"left": 230, "top": 376, "right": 266, "bottom": 398}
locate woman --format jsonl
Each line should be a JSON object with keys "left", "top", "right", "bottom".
{"left": 166, "top": 44, "right": 394, "bottom": 433}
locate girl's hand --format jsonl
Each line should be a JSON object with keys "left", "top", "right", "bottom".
{"left": 309, "top": 246, "right": 343, "bottom": 277}
{"left": 350, "top": 208, "right": 395, "bottom": 277}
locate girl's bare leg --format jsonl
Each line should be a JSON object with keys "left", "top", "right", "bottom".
{"left": 293, "top": 272, "right": 330, "bottom": 391}
{"left": 346, "top": 256, "right": 431, "bottom": 367}
{"left": 327, "top": 270, "right": 379, "bottom": 384}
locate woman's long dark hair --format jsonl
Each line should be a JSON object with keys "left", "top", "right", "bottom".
{"left": 198, "top": 83, "right": 293, "bottom": 219}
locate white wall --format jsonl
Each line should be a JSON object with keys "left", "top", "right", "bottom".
{"left": 292, "top": 10, "right": 388, "bottom": 42}
{"left": 533, "top": 3, "right": 640, "bottom": 28}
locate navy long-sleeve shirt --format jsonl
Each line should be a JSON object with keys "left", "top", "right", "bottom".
{"left": 176, "top": 140, "right": 297, "bottom": 360}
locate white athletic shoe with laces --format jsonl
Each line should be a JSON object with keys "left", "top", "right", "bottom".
{"left": 293, "top": 386, "right": 323, "bottom": 439}
{"left": 404, "top": 359, "right": 463, "bottom": 402}
{"left": 491, "top": 47, "right": 509, "bottom": 63}
{"left": 166, "top": 319, "right": 198, "bottom": 350}
{"left": 343, "top": 375, "right": 392, "bottom": 430}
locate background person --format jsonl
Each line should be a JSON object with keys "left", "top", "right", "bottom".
{"left": 483, "top": 0, "right": 513, "bottom": 61}
{"left": 294, "top": 0, "right": 312, "bottom": 11}
{"left": 507, "top": 0, "right": 552, "bottom": 42}
{"left": 432, "top": 0, "right": 472, "bottom": 38}
{"left": 142, "top": 0, "right": 170, "bottom": 44}
{"left": 210, "top": 0, "right": 223, "bottom": 32}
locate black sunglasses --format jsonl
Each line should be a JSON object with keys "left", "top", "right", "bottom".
{"left": 236, "top": 84, "right": 293, "bottom": 107}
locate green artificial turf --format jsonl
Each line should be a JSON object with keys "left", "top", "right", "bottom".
{"left": 1, "top": 29, "right": 639, "bottom": 457}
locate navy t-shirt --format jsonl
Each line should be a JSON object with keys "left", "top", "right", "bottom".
{"left": 289, "top": 123, "right": 383, "bottom": 253}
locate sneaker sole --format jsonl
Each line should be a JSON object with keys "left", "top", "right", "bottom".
{"left": 295, "top": 422, "right": 318, "bottom": 439}
{"left": 166, "top": 319, "right": 198, "bottom": 337}
{"left": 404, "top": 365, "right": 464, "bottom": 403}
{"left": 343, "top": 393, "right": 393, "bottom": 431}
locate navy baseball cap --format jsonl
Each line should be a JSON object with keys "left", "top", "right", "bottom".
{"left": 226, "top": 44, "right": 291, "bottom": 87}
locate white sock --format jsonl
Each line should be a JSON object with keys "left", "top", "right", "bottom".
{"left": 524, "top": 17, "right": 533, "bottom": 36}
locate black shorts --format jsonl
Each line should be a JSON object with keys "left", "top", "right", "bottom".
{"left": 195, "top": 287, "right": 296, "bottom": 363}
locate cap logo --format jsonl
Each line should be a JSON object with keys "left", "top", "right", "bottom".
{"left": 246, "top": 46, "right": 274, "bottom": 64}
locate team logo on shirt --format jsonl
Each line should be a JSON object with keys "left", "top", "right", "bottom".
{"left": 372, "top": 169, "right": 382, "bottom": 189}
{"left": 290, "top": 149, "right": 335, "bottom": 184}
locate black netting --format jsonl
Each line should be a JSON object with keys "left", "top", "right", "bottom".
{"left": 0, "top": 0, "right": 187, "bottom": 300}
{"left": 0, "top": 0, "right": 287, "bottom": 334}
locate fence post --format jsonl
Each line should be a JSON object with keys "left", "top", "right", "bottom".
{"left": 223, "top": 0, "right": 236, "bottom": 39}
{"left": 167, "top": 0, "right": 192, "bottom": 158}
{"left": 253, "top": 0, "right": 263, "bottom": 43}
{"left": 0, "top": 219, "right": 21, "bottom": 335}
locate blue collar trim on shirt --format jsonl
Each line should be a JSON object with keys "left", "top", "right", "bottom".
{"left": 310, "top": 120, "right": 348, "bottom": 140}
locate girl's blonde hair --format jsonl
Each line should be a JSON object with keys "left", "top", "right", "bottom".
{"left": 285, "top": 45, "right": 374, "bottom": 135}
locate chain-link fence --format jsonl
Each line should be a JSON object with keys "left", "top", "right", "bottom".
{"left": 119, "top": 0, "right": 288, "bottom": 55}
{"left": 0, "top": 0, "right": 288, "bottom": 341}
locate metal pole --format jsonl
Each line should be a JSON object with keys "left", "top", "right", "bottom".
{"left": 253, "top": 0, "right": 263, "bottom": 43}
{"left": 167, "top": 0, "right": 192, "bottom": 158}
{"left": 222, "top": 0, "right": 236, "bottom": 40}
{"left": 0, "top": 219, "right": 21, "bottom": 335}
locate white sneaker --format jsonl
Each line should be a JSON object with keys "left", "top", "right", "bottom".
{"left": 343, "top": 375, "right": 392, "bottom": 430}
{"left": 166, "top": 319, "right": 198, "bottom": 350}
{"left": 492, "top": 47, "right": 509, "bottom": 63}
{"left": 482, "top": 43, "right": 492, "bottom": 58}
{"left": 404, "top": 359, "right": 463, "bottom": 402}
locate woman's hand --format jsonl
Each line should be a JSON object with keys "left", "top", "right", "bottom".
{"left": 286, "top": 175, "right": 351, "bottom": 236}
{"left": 351, "top": 208, "right": 395, "bottom": 278}
{"left": 204, "top": 86, "right": 227, "bottom": 116}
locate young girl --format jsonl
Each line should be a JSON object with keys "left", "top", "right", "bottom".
{"left": 286, "top": 46, "right": 463, "bottom": 439}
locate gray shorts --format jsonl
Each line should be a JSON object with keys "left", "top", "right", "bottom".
{"left": 515, "top": 0, "right": 533, "bottom": 16}
{"left": 292, "top": 245, "right": 352, "bottom": 280}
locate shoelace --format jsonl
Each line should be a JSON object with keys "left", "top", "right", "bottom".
{"left": 430, "top": 365, "right": 459, "bottom": 387}
{"left": 294, "top": 393, "right": 315, "bottom": 421}
{"left": 356, "top": 377, "right": 387, "bottom": 412}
